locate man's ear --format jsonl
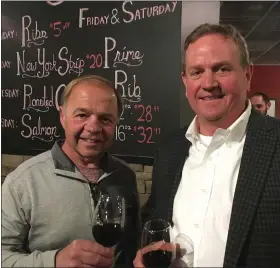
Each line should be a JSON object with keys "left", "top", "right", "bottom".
{"left": 59, "top": 106, "right": 66, "bottom": 129}
{"left": 267, "top": 100, "right": 271, "bottom": 109}
{"left": 245, "top": 64, "right": 253, "bottom": 93}
{"left": 181, "top": 71, "right": 188, "bottom": 98}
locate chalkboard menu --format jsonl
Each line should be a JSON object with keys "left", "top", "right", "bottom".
{"left": 1, "top": 1, "right": 182, "bottom": 163}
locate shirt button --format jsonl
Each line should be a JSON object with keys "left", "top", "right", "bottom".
{"left": 201, "top": 189, "right": 207, "bottom": 193}
{"left": 227, "top": 143, "right": 232, "bottom": 148}
{"left": 194, "top": 224, "right": 199, "bottom": 228}
{"left": 208, "top": 157, "right": 212, "bottom": 161}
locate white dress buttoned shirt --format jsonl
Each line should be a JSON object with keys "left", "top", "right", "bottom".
{"left": 171, "top": 102, "right": 252, "bottom": 267}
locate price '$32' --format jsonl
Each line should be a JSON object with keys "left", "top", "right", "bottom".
{"left": 115, "top": 125, "right": 161, "bottom": 144}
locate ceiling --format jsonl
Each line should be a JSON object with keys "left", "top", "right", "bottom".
{"left": 220, "top": 1, "right": 280, "bottom": 65}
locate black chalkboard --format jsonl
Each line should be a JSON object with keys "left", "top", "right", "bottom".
{"left": 1, "top": 1, "right": 182, "bottom": 164}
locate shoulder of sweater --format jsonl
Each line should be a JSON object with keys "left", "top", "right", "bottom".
{"left": 2, "top": 150, "right": 53, "bottom": 187}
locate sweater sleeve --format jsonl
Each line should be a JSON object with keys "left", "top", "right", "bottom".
{"left": 1, "top": 179, "right": 60, "bottom": 267}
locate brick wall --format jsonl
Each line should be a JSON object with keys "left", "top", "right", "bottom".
{"left": 1, "top": 154, "right": 152, "bottom": 207}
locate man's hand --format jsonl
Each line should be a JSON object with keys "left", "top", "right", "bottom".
{"left": 56, "top": 239, "right": 114, "bottom": 268}
{"left": 133, "top": 241, "right": 177, "bottom": 267}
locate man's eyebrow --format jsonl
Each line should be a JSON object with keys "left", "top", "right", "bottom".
{"left": 73, "top": 108, "right": 88, "bottom": 114}
{"left": 212, "top": 61, "right": 233, "bottom": 68}
{"left": 188, "top": 61, "right": 233, "bottom": 70}
{"left": 72, "top": 108, "right": 114, "bottom": 118}
{"left": 98, "top": 112, "right": 114, "bottom": 118}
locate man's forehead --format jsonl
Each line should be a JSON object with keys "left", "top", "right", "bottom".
{"left": 251, "top": 95, "right": 265, "bottom": 103}
{"left": 74, "top": 80, "right": 114, "bottom": 92}
{"left": 69, "top": 81, "right": 116, "bottom": 102}
{"left": 188, "top": 34, "right": 235, "bottom": 50}
{"left": 185, "top": 34, "right": 239, "bottom": 65}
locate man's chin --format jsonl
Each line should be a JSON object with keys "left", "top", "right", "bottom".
{"left": 82, "top": 151, "right": 101, "bottom": 158}
{"left": 201, "top": 113, "right": 223, "bottom": 122}
{"left": 78, "top": 148, "right": 103, "bottom": 159}
{"left": 207, "top": 116, "right": 223, "bottom": 122}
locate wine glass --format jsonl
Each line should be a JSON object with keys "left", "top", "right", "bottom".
{"left": 172, "top": 233, "right": 194, "bottom": 268}
{"left": 92, "top": 194, "right": 125, "bottom": 248}
{"left": 141, "top": 219, "right": 175, "bottom": 268}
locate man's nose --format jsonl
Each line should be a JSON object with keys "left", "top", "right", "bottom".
{"left": 201, "top": 71, "right": 218, "bottom": 91}
{"left": 84, "top": 116, "right": 102, "bottom": 133}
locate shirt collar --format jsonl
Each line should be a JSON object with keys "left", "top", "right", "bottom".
{"left": 51, "top": 140, "right": 118, "bottom": 174}
{"left": 227, "top": 101, "right": 252, "bottom": 142}
{"left": 186, "top": 101, "right": 252, "bottom": 144}
{"left": 185, "top": 115, "right": 200, "bottom": 145}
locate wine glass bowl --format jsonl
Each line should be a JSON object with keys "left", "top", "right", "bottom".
{"left": 92, "top": 194, "right": 125, "bottom": 248}
{"left": 141, "top": 219, "right": 175, "bottom": 268}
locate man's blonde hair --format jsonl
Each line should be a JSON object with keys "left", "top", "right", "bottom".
{"left": 60, "top": 75, "right": 123, "bottom": 117}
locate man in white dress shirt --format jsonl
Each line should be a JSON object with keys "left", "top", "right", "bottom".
{"left": 134, "top": 23, "right": 280, "bottom": 268}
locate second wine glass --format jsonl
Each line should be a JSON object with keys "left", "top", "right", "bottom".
{"left": 141, "top": 219, "right": 175, "bottom": 268}
{"left": 92, "top": 194, "right": 125, "bottom": 248}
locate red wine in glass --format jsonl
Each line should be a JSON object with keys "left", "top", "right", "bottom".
{"left": 93, "top": 223, "right": 122, "bottom": 247}
{"left": 92, "top": 194, "right": 125, "bottom": 247}
{"left": 142, "top": 249, "right": 172, "bottom": 267}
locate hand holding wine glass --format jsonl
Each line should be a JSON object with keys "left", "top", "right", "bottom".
{"left": 92, "top": 194, "right": 125, "bottom": 248}
{"left": 56, "top": 239, "right": 114, "bottom": 268}
{"left": 172, "top": 233, "right": 194, "bottom": 268}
